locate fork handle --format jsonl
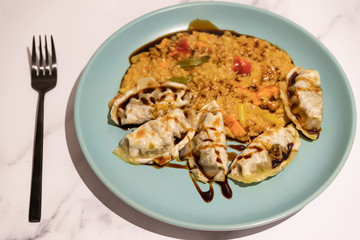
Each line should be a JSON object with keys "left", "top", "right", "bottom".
{"left": 29, "top": 91, "right": 45, "bottom": 222}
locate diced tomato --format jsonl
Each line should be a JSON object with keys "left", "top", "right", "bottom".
{"left": 176, "top": 39, "right": 190, "bottom": 53}
{"left": 233, "top": 56, "right": 252, "bottom": 75}
{"left": 168, "top": 39, "right": 191, "bottom": 57}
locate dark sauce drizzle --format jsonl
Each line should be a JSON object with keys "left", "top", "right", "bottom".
{"left": 227, "top": 152, "right": 238, "bottom": 162}
{"left": 216, "top": 177, "right": 233, "bottom": 200}
{"left": 149, "top": 161, "right": 188, "bottom": 170}
{"left": 174, "top": 131, "right": 189, "bottom": 145}
{"left": 150, "top": 159, "right": 232, "bottom": 202}
{"left": 228, "top": 144, "right": 246, "bottom": 152}
{"left": 272, "top": 143, "right": 294, "bottom": 168}
{"left": 189, "top": 170, "right": 232, "bottom": 202}
{"left": 189, "top": 172, "right": 214, "bottom": 203}
{"left": 119, "top": 124, "right": 140, "bottom": 131}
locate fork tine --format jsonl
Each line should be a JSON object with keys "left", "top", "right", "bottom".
{"left": 44, "top": 36, "right": 50, "bottom": 75}
{"left": 50, "top": 35, "right": 56, "bottom": 64}
{"left": 38, "top": 36, "right": 44, "bottom": 76}
{"left": 50, "top": 36, "right": 57, "bottom": 76}
{"left": 50, "top": 36, "right": 57, "bottom": 73}
{"left": 31, "top": 36, "right": 37, "bottom": 76}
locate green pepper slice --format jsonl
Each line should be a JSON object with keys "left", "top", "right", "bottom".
{"left": 177, "top": 56, "right": 210, "bottom": 68}
{"left": 168, "top": 76, "right": 193, "bottom": 84}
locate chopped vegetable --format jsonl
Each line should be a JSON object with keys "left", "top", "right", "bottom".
{"left": 256, "top": 86, "right": 280, "bottom": 98}
{"left": 237, "top": 103, "right": 246, "bottom": 126}
{"left": 168, "top": 76, "right": 193, "bottom": 84}
{"left": 169, "top": 39, "right": 190, "bottom": 56}
{"left": 224, "top": 114, "right": 247, "bottom": 137}
{"left": 119, "top": 88, "right": 127, "bottom": 95}
{"left": 147, "top": 142, "right": 155, "bottom": 151}
{"left": 252, "top": 107, "right": 282, "bottom": 125}
{"left": 177, "top": 56, "right": 211, "bottom": 68}
{"left": 236, "top": 85, "right": 280, "bottom": 106}
{"left": 235, "top": 86, "right": 263, "bottom": 105}
{"left": 252, "top": 96, "right": 262, "bottom": 106}
{"left": 198, "top": 33, "right": 209, "bottom": 43}
{"left": 262, "top": 112, "right": 282, "bottom": 125}
{"left": 233, "top": 56, "right": 252, "bottom": 74}
{"left": 269, "top": 144, "right": 283, "bottom": 160}
{"left": 195, "top": 41, "right": 207, "bottom": 50}
{"left": 176, "top": 39, "right": 190, "bottom": 53}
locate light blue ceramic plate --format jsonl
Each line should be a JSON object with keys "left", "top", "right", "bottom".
{"left": 74, "top": 2, "right": 356, "bottom": 231}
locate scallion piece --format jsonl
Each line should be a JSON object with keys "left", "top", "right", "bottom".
{"left": 168, "top": 76, "right": 193, "bottom": 84}
{"left": 177, "top": 56, "right": 210, "bottom": 68}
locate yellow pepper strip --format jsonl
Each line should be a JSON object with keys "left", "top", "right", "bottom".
{"left": 237, "top": 103, "right": 246, "bottom": 126}
{"left": 262, "top": 112, "right": 282, "bottom": 125}
{"left": 252, "top": 107, "right": 282, "bottom": 125}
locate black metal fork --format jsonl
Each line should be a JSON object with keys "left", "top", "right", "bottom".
{"left": 29, "top": 36, "right": 57, "bottom": 222}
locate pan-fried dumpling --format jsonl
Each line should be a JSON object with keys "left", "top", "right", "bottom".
{"left": 113, "top": 108, "right": 197, "bottom": 166}
{"left": 110, "top": 77, "right": 195, "bottom": 126}
{"left": 280, "top": 67, "right": 323, "bottom": 140}
{"left": 180, "top": 101, "right": 228, "bottom": 183}
{"left": 228, "top": 124, "right": 301, "bottom": 183}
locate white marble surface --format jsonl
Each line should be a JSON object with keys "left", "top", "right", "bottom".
{"left": 1, "top": 0, "right": 359, "bottom": 239}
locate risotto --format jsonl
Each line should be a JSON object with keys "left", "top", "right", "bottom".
{"left": 117, "top": 30, "right": 295, "bottom": 141}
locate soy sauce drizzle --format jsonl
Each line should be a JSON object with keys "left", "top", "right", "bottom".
{"left": 119, "top": 124, "right": 140, "bottom": 131}
{"left": 228, "top": 144, "right": 246, "bottom": 152}
{"left": 150, "top": 160, "right": 232, "bottom": 202}
{"left": 166, "top": 162, "right": 188, "bottom": 169}
{"left": 174, "top": 131, "right": 189, "bottom": 145}
{"left": 189, "top": 174, "right": 233, "bottom": 202}
{"left": 188, "top": 19, "right": 219, "bottom": 31}
{"left": 189, "top": 172, "right": 214, "bottom": 203}
{"left": 227, "top": 152, "right": 238, "bottom": 161}
{"left": 150, "top": 162, "right": 188, "bottom": 170}
{"left": 216, "top": 178, "right": 233, "bottom": 200}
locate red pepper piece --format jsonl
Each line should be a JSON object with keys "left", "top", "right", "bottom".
{"left": 233, "top": 56, "right": 252, "bottom": 75}
{"left": 176, "top": 39, "right": 190, "bottom": 54}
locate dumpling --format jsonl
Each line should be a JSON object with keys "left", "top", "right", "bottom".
{"left": 113, "top": 108, "right": 197, "bottom": 166}
{"left": 228, "top": 124, "right": 301, "bottom": 183}
{"left": 280, "top": 67, "right": 323, "bottom": 140}
{"left": 180, "top": 101, "right": 228, "bottom": 183}
{"left": 110, "top": 77, "right": 195, "bottom": 126}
